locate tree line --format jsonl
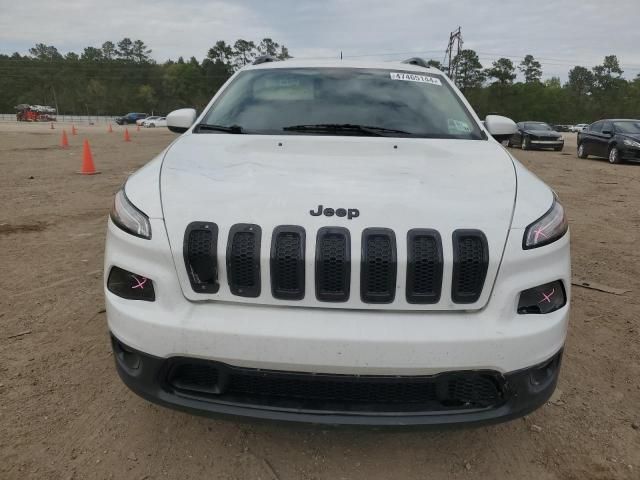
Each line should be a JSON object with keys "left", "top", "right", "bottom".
{"left": 0, "top": 38, "right": 291, "bottom": 116}
{"left": 434, "top": 50, "right": 640, "bottom": 123}
{"left": 1, "top": 39, "right": 639, "bottom": 124}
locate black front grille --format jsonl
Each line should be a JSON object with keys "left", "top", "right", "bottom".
{"left": 361, "top": 228, "right": 397, "bottom": 303}
{"left": 167, "top": 360, "right": 504, "bottom": 412}
{"left": 183, "top": 222, "right": 219, "bottom": 293}
{"left": 315, "top": 227, "right": 350, "bottom": 302}
{"left": 406, "top": 229, "right": 443, "bottom": 304}
{"left": 227, "top": 224, "right": 261, "bottom": 297}
{"left": 451, "top": 230, "right": 489, "bottom": 303}
{"left": 270, "top": 226, "right": 305, "bottom": 300}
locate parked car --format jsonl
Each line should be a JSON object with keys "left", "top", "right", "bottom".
{"left": 571, "top": 124, "right": 588, "bottom": 133}
{"left": 106, "top": 57, "right": 569, "bottom": 427}
{"left": 554, "top": 125, "right": 571, "bottom": 133}
{"left": 507, "top": 121, "right": 564, "bottom": 151}
{"left": 144, "top": 116, "right": 167, "bottom": 128}
{"left": 577, "top": 119, "right": 640, "bottom": 164}
{"left": 140, "top": 116, "right": 160, "bottom": 127}
{"left": 115, "top": 112, "right": 148, "bottom": 125}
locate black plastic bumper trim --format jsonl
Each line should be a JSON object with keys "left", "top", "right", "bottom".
{"left": 111, "top": 334, "right": 563, "bottom": 427}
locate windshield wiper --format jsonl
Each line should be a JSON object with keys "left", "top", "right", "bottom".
{"left": 282, "top": 123, "right": 413, "bottom": 136}
{"left": 194, "top": 123, "right": 244, "bottom": 134}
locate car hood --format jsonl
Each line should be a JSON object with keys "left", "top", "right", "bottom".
{"left": 160, "top": 134, "right": 517, "bottom": 310}
{"left": 524, "top": 129, "right": 562, "bottom": 138}
{"left": 620, "top": 133, "right": 640, "bottom": 142}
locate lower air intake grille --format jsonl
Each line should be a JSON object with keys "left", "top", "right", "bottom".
{"left": 361, "top": 228, "right": 397, "bottom": 303}
{"left": 166, "top": 360, "right": 504, "bottom": 412}
{"left": 452, "top": 230, "right": 489, "bottom": 303}
{"left": 227, "top": 224, "right": 261, "bottom": 297}
{"left": 406, "top": 229, "right": 443, "bottom": 304}
{"left": 183, "top": 222, "right": 219, "bottom": 293}
{"left": 270, "top": 226, "right": 305, "bottom": 300}
{"left": 315, "top": 227, "right": 350, "bottom": 302}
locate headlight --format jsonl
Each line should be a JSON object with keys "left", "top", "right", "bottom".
{"left": 523, "top": 196, "right": 568, "bottom": 249}
{"left": 623, "top": 138, "right": 640, "bottom": 148}
{"left": 110, "top": 188, "right": 152, "bottom": 239}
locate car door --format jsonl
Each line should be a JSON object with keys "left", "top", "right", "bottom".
{"left": 597, "top": 121, "right": 614, "bottom": 157}
{"left": 582, "top": 122, "right": 602, "bottom": 156}
{"left": 513, "top": 122, "right": 524, "bottom": 146}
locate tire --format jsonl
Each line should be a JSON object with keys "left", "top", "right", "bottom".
{"left": 554, "top": 146, "right": 563, "bottom": 152}
{"left": 521, "top": 136, "right": 530, "bottom": 150}
{"left": 506, "top": 137, "right": 512, "bottom": 148}
{"left": 149, "top": 123, "right": 156, "bottom": 128}
{"left": 608, "top": 146, "right": 621, "bottom": 164}
{"left": 577, "top": 143, "right": 588, "bottom": 159}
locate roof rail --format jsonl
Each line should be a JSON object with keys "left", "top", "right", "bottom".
{"left": 401, "top": 57, "right": 431, "bottom": 69}
{"left": 252, "top": 55, "right": 279, "bottom": 65}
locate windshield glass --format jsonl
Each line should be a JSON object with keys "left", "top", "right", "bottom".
{"left": 199, "top": 68, "right": 483, "bottom": 139}
{"left": 614, "top": 121, "right": 640, "bottom": 134}
{"left": 524, "top": 123, "right": 552, "bottom": 131}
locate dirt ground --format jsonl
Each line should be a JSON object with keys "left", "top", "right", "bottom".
{"left": 0, "top": 122, "right": 639, "bottom": 480}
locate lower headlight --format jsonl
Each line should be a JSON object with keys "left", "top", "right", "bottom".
{"left": 517, "top": 280, "right": 566, "bottom": 314}
{"left": 110, "top": 188, "right": 152, "bottom": 239}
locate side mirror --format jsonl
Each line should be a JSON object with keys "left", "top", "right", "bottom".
{"left": 484, "top": 115, "right": 517, "bottom": 142}
{"left": 166, "top": 108, "right": 197, "bottom": 134}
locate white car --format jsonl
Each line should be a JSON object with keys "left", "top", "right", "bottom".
{"left": 105, "top": 58, "right": 570, "bottom": 426}
{"left": 572, "top": 124, "right": 588, "bottom": 132}
{"left": 141, "top": 116, "right": 166, "bottom": 128}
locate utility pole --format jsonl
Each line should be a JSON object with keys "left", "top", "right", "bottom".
{"left": 443, "top": 26, "right": 463, "bottom": 83}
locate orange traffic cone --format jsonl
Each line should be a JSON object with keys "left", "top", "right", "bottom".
{"left": 136, "top": 124, "right": 141, "bottom": 132}
{"left": 108, "top": 123, "right": 113, "bottom": 133}
{"left": 50, "top": 122, "right": 55, "bottom": 130}
{"left": 77, "top": 139, "right": 99, "bottom": 175}
{"left": 124, "top": 128, "right": 131, "bottom": 142}
{"left": 60, "top": 130, "right": 69, "bottom": 149}
{"left": 71, "top": 125, "right": 77, "bottom": 135}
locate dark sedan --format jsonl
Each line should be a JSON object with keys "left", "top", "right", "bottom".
{"left": 507, "top": 121, "right": 564, "bottom": 151}
{"left": 577, "top": 119, "right": 640, "bottom": 164}
{"left": 115, "top": 112, "right": 148, "bottom": 125}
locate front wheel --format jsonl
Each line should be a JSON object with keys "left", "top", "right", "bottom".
{"left": 609, "top": 146, "right": 621, "bottom": 164}
{"left": 577, "top": 143, "right": 588, "bottom": 159}
{"left": 149, "top": 123, "right": 156, "bottom": 128}
{"left": 554, "top": 145, "right": 563, "bottom": 152}
{"left": 521, "top": 136, "right": 530, "bottom": 150}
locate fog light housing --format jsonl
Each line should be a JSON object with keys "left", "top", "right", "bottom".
{"left": 517, "top": 280, "right": 566, "bottom": 314}
{"left": 107, "top": 266, "right": 155, "bottom": 301}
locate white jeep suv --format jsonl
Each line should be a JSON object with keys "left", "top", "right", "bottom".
{"left": 105, "top": 57, "right": 570, "bottom": 426}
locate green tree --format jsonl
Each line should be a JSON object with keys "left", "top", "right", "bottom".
{"left": 102, "top": 41, "right": 116, "bottom": 60}
{"left": 452, "top": 49, "right": 485, "bottom": 92}
{"left": 592, "top": 55, "right": 623, "bottom": 90}
{"left": 258, "top": 38, "right": 280, "bottom": 57}
{"left": 117, "top": 38, "right": 134, "bottom": 60}
{"left": 519, "top": 54, "right": 542, "bottom": 83}
{"left": 132, "top": 40, "right": 152, "bottom": 63}
{"left": 232, "top": 39, "right": 257, "bottom": 69}
{"left": 486, "top": 58, "right": 516, "bottom": 85}
{"left": 567, "top": 66, "right": 594, "bottom": 96}
{"left": 29, "top": 43, "right": 62, "bottom": 61}
{"left": 81, "top": 47, "right": 103, "bottom": 62}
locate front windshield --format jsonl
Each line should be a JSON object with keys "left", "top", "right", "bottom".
{"left": 199, "top": 68, "right": 483, "bottom": 139}
{"left": 524, "top": 123, "right": 552, "bottom": 131}
{"left": 614, "top": 121, "right": 640, "bottom": 134}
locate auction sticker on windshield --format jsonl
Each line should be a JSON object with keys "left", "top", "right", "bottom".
{"left": 389, "top": 72, "right": 442, "bottom": 85}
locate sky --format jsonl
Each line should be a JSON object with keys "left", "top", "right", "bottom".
{"left": 1, "top": 0, "right": 639, "bottom": 81}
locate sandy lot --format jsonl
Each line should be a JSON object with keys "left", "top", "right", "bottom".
{"left": 1, "top": 122, "right": 639, "bottom": 480}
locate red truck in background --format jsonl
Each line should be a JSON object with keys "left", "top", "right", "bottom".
{"left": 15, "top": 104, "right": 57, "bottom": 122}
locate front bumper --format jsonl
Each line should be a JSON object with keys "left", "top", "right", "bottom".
{"left": 112, "top": 334, "right": 563, "bottom": 426}
{"left": 530, "top": 139, "right": 564, "bottom": 148}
